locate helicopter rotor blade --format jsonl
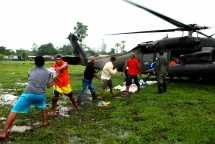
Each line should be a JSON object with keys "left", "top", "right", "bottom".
{"left": 106, "top": 29, "right": 178, "bottom": 35}
{"left": 123, "top": 0, "right": 187, "bottom": 28}
{"left": 197, "top": 31, "right": 215, "bottom": 38}
{"left": 197, "top": 31, "right": 210, "bottom": 38}
{"left": 209, "top": 33, "right": 215, "bottom": 37}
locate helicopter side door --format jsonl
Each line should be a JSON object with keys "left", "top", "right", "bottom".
{"left": 142, "top": 53, "right": 155, "bottom": 72}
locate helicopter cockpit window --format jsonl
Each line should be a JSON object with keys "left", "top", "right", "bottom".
{"left": 202, "top": 47, "right": 214, "bottom": 51}
{"left": 143, "top": 53, "right": 153, "bottom": 62}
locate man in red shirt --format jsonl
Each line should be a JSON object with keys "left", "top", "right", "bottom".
{"left": 122, "top": 53, "right": 142, "bottom": 96}
{"left": 50, "top": 54, "right": 80, "bottom": 116}
{"left": 169, "top": 58, "right": 176, "bottom": 83}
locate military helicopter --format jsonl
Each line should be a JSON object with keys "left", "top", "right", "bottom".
{"left": 63, "top": 0, "right": 215, "bottom": 84}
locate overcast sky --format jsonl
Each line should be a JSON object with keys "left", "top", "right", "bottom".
{"left": 1, "top": 0, "right": 215, "bottom": 52}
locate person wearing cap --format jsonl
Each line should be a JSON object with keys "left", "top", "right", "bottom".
{"left": 122, "top": 53, "right": 142, "bottom": 96}
{"left": 77, "top": 56, "right": 100, "bottom": 106}
{"left": 50, "top": 54, "right": 80, "bottom": 116}
{"left": 153, "top": 50, "right": 169, "bottom": 94}
{"left": 0, "top": 56, "right": 58, "bottom": 139}
{"left": 98, "top": 57, "right": 118, "bottom": 99}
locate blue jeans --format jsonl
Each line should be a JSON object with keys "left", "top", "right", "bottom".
{"left": 77, "top": 78, "right": 96, "bottom": 106}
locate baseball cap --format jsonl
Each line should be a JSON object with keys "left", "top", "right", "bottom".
{"left": 130, "top": 53, "right": 135, "bottom": 58}
{"left": 55, "top": 54, "right": 62, "bottom": 59}
{"left": 87, "top": 56, "right": 95, "bottom": 62}
{"left": 159, "top": 50, "right": 163, "bottom": 55}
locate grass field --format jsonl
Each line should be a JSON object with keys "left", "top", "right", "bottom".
{"left": 0, "top": 61, "right": 215, "bottom": 143}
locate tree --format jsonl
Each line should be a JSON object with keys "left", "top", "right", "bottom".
{"left": 37, "top": 43, "right": 58, "bottom": 56}
{"left": 115, "top": 41, "right": 126, "bottom": 53}
{"left": 21, "top": 51, "right": 28, "bottom": 61}
{"left": 4, "top": 49, "right": 12, "bottom": 57}
{"left": 108, "top": 48, "right": 116, "bottom": 55}
{"left": 100, "top": 39, "right": 107, "bottom": 54}
{"left": 0, "top": 46, "right": 6, "bottom": 54}
{"left": 0, "top": 54, "right": 4, "bottom": 60}
{"left": 31, "top": 42, "right": 38, "bottom": 55}
{"left": 16, "top": 49, "right": 28, "bottom": 60}
{"left": 82, "top": 44, "right": 91, "bottom": 52}
{"left": 73, "top": 22, "right": 88, "bottom": 46}
{"left": 58, "top": 44, "right": 73, "bottom": 55}
{"left": 115, "top": 43, "right": 120, "bottom": 53}
{"left": 120, "top": 40, "right": 126, "bottom": 53}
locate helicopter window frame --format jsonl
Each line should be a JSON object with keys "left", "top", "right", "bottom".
{"left": 156, "top": 52, "right": 169, "bottom": 58}
{"left": 143, "top": 53, "right": 154, "bottom": 63}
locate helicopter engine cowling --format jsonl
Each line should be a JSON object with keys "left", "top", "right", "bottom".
{"left": 157, "top": 37, "right": 200, "bottom": 50}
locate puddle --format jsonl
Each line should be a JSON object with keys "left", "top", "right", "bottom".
{"left": 32, "top": 122, "right": 41, "bottom": 126}
{"left": 69, "top": 136, "right": 81, "bottom": 143}
{"left": 16, "top": 82, "right": 28, "bottom": 86}
{"left": 58, "top": 106, "right": 72, "bottom": 117}
{"left": 0, "top": 94, "right": 18, "bottom": 106}
{"left": 118, "top": 131, "right": 129, "bottom": 138}
{"left": 9, "top": 125, "right": 31, "bottom": 132}
{"left": 0, "top": 117, "right": 6, "bottom": 121}
{"left": 113, "top": 96, "right": 122, "bottom": 99}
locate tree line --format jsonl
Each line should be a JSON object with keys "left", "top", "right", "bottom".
{"left": 0, "top": 22, "right": 127, "bottom": 61}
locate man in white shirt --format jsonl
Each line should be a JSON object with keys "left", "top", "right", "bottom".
{"left": 98, "top": 57, "right": 118, "bottom": 99}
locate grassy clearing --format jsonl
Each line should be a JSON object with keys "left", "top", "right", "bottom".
{"left": 0, "top": 61, "right": 215, "bottom": 143}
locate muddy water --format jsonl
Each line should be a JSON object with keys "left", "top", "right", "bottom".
{"left": 16, "top": 82, "right": 28, "bottom": 86}
{"left": 0, "top": 94, "right": 18, "bottom": 106}
{"left": 9, "top": 125, "right": 31, "bottom": 132}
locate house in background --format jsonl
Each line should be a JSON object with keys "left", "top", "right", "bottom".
{"left": 28, "top": 55, "right": 54, "bottom": 61}
{"left": 4, "top": 56, "right": 18, "bottom": 61}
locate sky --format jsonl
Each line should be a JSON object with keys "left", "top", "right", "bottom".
{"left": 1, "top": 0, "right": 215, "bottom": 52}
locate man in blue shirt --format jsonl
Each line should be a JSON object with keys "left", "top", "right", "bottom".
{"left": 144, "top": 61, "right": 156, "bottom": 82}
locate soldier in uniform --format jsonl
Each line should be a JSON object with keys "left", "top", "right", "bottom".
{"left": 153, "top": 50, "right": 169, "bottom": 94}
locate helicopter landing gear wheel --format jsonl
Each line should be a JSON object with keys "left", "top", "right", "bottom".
{"left": 201, "top": 76, "right": 215, "bottom": 85}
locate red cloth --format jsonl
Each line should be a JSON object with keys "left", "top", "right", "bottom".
{"left": 127, "top": 58, "right": 139, "bottom": 76}
{"left": 170, "top": 61, "right": 176, "bottom": 65}
{"left": 51, "top": 61, "right": 69, "bottom": 88}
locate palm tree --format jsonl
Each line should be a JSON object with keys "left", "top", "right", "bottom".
{"left": 120, "top": 40, "right": 126, "bottom": 53}
{"left": 115, "top": 43, "right": 120, "bottom": 53}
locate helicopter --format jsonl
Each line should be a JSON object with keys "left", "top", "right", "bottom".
{"left": 63, "top": 0, "right": 215, "bottom": 85}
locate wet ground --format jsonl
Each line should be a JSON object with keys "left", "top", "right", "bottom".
{"left": 0, "top": 84, "right": 140, "bottom": 134}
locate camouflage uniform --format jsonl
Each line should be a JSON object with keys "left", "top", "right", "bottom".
{"left": 154, "top": 54, "right": 169, "bottom": 94}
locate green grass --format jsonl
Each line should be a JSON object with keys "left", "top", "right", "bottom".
{"left": 1, "top": 61, "right": 215, "bottom": 143}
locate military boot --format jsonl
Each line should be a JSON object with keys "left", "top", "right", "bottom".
{"left": 156, "top": 84, "right": 163, "bottom": 94}
{"left": 163, "top": 83, "right": 167, "bottom": 92}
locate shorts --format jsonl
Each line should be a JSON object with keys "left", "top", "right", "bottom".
{"left": 11, "top": 93, "right": 46, "bottom": 113}
{"left": 101, "top": 79, "right": 113, "bottom": 90}
{"left": 126, "top": 75, "right": 140, "bottom": 86}
{"left": 53, "top": 84, "right": 72, "bottom": 97}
